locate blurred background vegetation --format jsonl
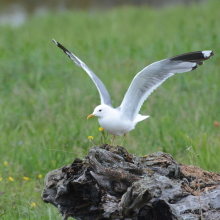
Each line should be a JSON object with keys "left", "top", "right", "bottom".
{"left": 0, "top": 0, "right": 219, "bottom": 219}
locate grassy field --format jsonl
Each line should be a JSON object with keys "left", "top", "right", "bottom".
{"left": 0, "top": 1, "right": 220, "bottom": 219}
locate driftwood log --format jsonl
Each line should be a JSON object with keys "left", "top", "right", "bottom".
{"left": 41, "top": 144, "right": 220, "bottom": 220}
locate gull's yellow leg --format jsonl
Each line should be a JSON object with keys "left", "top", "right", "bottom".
{"left": 111, "top": 136, "right": 116, "bottom": 146}
{"left": 120, "top": 134, "right": 127, "bottom": 146}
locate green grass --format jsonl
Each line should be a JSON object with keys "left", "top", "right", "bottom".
{"left": 0, "top": 1, "right": 220, "bottom": 219}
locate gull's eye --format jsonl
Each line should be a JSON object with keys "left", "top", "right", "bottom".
{"left": 99, "top": 109, "right": 102, "bottom": 112}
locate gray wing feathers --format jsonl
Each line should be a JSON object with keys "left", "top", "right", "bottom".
{"left": 120, "top": 60, "right": 174, "bottom": 121}
{"left": 52, "top": 39, "right": 112, "bottom": 107}
{"left": 120, "top": 50, "right": 213, "bottom": 121}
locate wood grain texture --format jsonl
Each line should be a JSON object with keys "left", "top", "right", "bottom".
{"left": 41, "top": 145, "right": 220, "bottom": 220}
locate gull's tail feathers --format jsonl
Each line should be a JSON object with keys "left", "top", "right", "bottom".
{"left": 133, "top": 114, "right": 149, "bottom": 126}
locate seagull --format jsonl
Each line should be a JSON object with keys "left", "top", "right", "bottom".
{"left": 52, "top": 39, "right": 213, "bottom": 146}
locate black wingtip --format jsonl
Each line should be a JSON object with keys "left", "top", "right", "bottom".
{"left": 191, "top": 64, "right": 198, "bottom": 71}
{"left": 169, "top": 50, "right": 214, "bottom": 72}
{"left": 52, "top": 39, "right": 73, "bottom": 60}
{"left": 197, "top": 61, "right": 204, "bottom": 66}
{"left": 52, "top": 39, "right": 67, "bottom": 52}
{"left": 52, "top": 39, "right": 63, "bottom": 50}
{"left": 170, "top": 50, "right": 214, "bottom": 64}
{"left": 52, "top": 39, "right": 58, "bottom": 45}
{"left": 201, "top": 51, "right": 214, "bottom": 60}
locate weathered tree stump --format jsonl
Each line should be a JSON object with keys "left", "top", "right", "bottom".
{"left": 41, "top": 145, "right": 220, "bottom": 220}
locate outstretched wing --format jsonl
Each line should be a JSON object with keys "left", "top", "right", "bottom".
{"left": 119, "top": 51, "right": 214, "bottom": 121}
{"left": 52, "top": 39, "right": 113, "bottom": 107}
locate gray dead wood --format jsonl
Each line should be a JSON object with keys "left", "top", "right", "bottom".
{"left": 41, "top": 145, "right": 220, "bottom": 220}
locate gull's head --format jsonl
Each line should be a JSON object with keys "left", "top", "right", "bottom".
{"left": 87, "top": 104, "right": 112, "bottom": 119}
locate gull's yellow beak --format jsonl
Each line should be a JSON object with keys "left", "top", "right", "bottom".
{"left": 87, "top": 114, "right": 95, "bottom": 120}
